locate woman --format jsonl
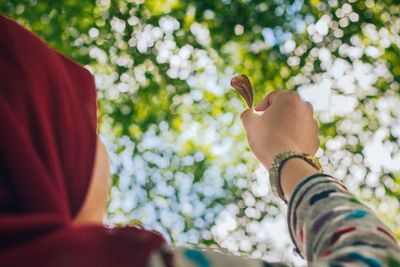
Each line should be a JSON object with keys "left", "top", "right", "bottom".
{"left": 0, "top": 15, "right": 399, "bottom": 266}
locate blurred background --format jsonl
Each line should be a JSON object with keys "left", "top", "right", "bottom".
{"left": 2, "top": 0, "right": 400, "bottom": 265}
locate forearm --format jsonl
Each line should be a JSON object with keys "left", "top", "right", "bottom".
{"left": 285, "top": 169, "right": 400, "bottom": 265}
{"left": 280, "top": 158, "right": 319, "bottom": 200}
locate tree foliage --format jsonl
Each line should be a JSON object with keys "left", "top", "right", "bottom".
{"left": 2, "top": 0, "right": 400, "bottom": 264}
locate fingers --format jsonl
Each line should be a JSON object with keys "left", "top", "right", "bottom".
{"left": 254, "top": 91, "right": 283, "bottom": 111}
{"left": 255, "top": 91, "right": 302, "bottom": 112}
{"left": 254, "top": 95, "right": 270, "bottom": 112}
{"left": 244, "top": 91, "right": 316, "bottom": 129}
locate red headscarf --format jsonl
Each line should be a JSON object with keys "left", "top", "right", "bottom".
{"left": 0, "top": 15, "right": 166, "bottom": 266}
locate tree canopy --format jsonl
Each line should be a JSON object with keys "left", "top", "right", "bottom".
{"left": 2, "top": 0, "right": 400, "bottom": 265}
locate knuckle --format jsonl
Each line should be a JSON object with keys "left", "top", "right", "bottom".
{"left": 264, "top": 91, "right": 282, "bottom": 106}
{"left": 306, "top": 101, "right": 314, "bottom": 113}
{"left": 288, "top": 91, "right": 301, "bottom": 100}
{"left": 268, "top": 91, "right": 281, "bottom": 99}
{"left": 281, "top": 92, "right": 301, "bottom": 105}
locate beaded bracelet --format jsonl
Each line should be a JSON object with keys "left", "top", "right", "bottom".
{"left": 269, "top": 151, "right": 323, "bottom": 203}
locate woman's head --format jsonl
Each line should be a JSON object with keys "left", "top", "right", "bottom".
{"left": 0, "top": 14, "right": 98, "bottom": 246}
{"left": 0, "top": 16, "right": 167, "bottom": 266}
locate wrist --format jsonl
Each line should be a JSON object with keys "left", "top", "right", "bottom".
{"left": 280, "top": 158, "right": 319, "bottom": 200}
{"left": 262, "top": 145, "right": 301, "bottom": 169}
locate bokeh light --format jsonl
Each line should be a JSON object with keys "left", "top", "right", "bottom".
{"left": 3, "top": 0, "right": 400, "bottom": 266}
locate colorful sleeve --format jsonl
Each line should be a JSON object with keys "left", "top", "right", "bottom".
{"left": 147, "top": 245, "right": 291, "bottom": 267}
{"left": 287, "top": 173, "right": 400, "bottom": 267}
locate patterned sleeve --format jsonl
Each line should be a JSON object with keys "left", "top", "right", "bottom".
{"left": 147, "top": 245, "right": 290, "bottom": 267}
{"left": 287, "top": 173, "right": 400, "bottom": 266}
{"left": 148, "top": 173, "right": 400, "bottom": 267}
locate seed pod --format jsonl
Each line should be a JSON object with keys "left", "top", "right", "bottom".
{"left": 230, "top": 74, "right": 253, "bottom": 108}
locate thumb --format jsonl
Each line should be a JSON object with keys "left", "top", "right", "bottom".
{"left": 240, "top": 108, "right": 253, "bottom": 129}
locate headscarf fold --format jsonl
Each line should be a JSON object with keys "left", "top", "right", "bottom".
{"left": 0, "top": 15, "right": 165, "bottom": 266}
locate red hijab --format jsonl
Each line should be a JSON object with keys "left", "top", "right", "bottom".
{"left": 0, "top": 15, "right": 166, "bottom": 266}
